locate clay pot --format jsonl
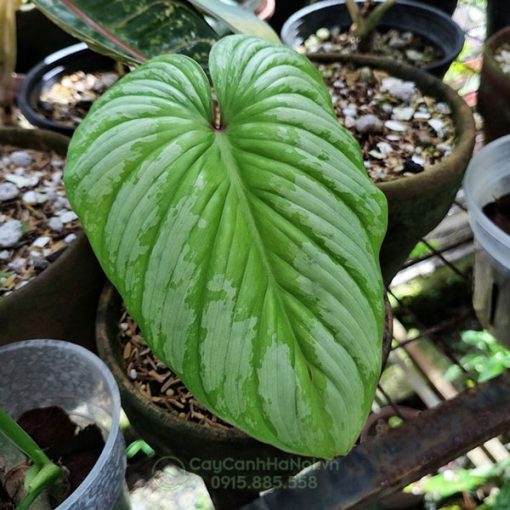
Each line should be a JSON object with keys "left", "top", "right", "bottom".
{"left": 0, "top": 127, "right": 104, "bottom": 350}
{"left": 96, "top": 284, "right": 393, "bottom": 507}
{"left": 478, "top": 26, "right": 510, "bottom": 144}
{"left": 308, "top": 53, "right": 475, "bottom": 284}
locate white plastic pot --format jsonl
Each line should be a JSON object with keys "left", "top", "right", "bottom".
{"left": 464, "top": 135, "right": 510, "bottom": 346}
{"left": 0, "top": 340, "right": 129, "bottom": 510}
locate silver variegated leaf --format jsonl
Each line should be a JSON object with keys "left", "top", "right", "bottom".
{"left": 65, "top": 35, "right": 387, "bottom": 458}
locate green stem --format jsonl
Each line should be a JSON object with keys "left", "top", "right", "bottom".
{"left": 0, "top": 407, "right": 65, "bottom": 510}
{"left": 345, "top": 0, "right": 366, "bottom": 36}
{"left": 361, "top": 0, "right": 397, "bottom": 37}
{"left": 0, "top": 407, "right": 51, "bottom": 468}
{"left": 16, "top": 467, "right": 59, "bottom": 510}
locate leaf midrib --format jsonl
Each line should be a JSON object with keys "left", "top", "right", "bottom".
{"left": 214, "top": 131, "right": 312, "bottom": 370}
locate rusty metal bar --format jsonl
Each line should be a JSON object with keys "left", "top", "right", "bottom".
{"left": 243, "top": 372, "right": 510, "bottom": 510}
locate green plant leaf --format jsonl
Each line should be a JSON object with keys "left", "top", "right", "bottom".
{"left": 187, "top": 0, "right": 279, "bottom": 43}
{"left": 65, "top": 35, "right": 387, "bottom": 458}
{"left": 33, "top": 0, "right": 218, "bottom": 66}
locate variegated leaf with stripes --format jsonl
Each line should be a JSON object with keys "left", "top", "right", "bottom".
{"left": 65, "top": 35, "right": 387, "bottom": 458}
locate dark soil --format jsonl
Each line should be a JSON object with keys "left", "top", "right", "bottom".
{"left": 0, "top": 406, "right": 104, "bottom": 509}
{"left": 483, "top": 193, "right": 510, "bottom": 236}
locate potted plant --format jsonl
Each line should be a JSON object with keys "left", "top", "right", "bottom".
{"left": 32, "top": 0, "right": 279, "bottom": 67}
{"left": 464, "top": 135, "right": 510, "bottom": 348}
{"left": 18, "top": 1, "right": 278, "bottom": 135}
{"left": 63, "top": 33, "right": 391, "bottom": 501}
{"left": 0, "top": 339, "right": 129, "bottom": 509}
{"left": 478, "top": 26, "right": 510, "bottom": 143}
{"left": 281, "top": 0, "right": 465, "bottom": 77}
{"left": 0, "top": 127, "right": 104, "bottom": 350}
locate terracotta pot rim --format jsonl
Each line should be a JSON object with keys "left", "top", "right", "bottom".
{"left": 309, "top": 53, "right": 476, "bottom": 200}
{"left": 483, "top": 25, "right": 510, "bottom": 77}
{"left": 97, "top": 283, "right": 393, "bottom": 445}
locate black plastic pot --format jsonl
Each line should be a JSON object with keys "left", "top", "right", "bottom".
{"left": 281, "top": 0, "right": 465, "bottom": 77}
{"left": 18, "top": 43, "right": 117, "bottom": 136}
{"left": 271, "top": 0, "right": 457, "bottom": 32}
{"left": 417, "top": 0, "right": 458, "bottom": 16}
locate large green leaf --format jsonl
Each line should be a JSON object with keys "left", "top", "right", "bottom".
{"left": 33, "top": 0, "right": 219, "bottom": 65}
{"left": 32, "top": 0, "right": 278, "bottom": 67}
{"left": 65, "top": 35, "right": 387, "bottom": 458}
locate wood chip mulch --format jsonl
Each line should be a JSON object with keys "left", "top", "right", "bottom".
{"left": 119, "top": 308, "right": 233, "bottom": 431}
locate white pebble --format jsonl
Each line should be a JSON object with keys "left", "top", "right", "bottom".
{"left": 428, "top": 118, "right": 445, "bottom": 136}
{"left": 61, "top": 211, "right": 78, "bottom": 223}
{"left": 392, "top": 106, "right": 415, "bottom": 121}
{"left": 51, "top": 159, "right": 65, "bottom": 168}
{"left": 0, "top": 220, "right": 24, "bottom": 248}
{"left": 437, "top": 142, "right": 452, "bottom": 154}
{"left": 5, "top": 174, "right": 39, "bottom": 188}
{"left": 10, "top": 151, "right": 33, "bottom": 167}
{"left": 0, "top": 250, "right": 10, "bottom": 260}
{"left": 377, "top": 142, "right": 393, "bottom": 156}
{"left": 22, "top": 191, "right": 48, "bottom": 205}
{"left": 406, "top": 49, "right": 424, "bottom": 62}
{"left": 129, "top": 369, "right": 137, "bottom": 380}
{"left": 414, "top": 112, "right": 431, "bottom": 120}
{"left": 64, "top": 233, "right": 77, "bottom": 244}
{"left": 412, "top": 155, "right": 426, "bottom": 166}
{"left": 382, "top": 77, "right": 416, "bottom": 102}
{"left": 342, "top": 104, "right": 357, "bottom": 117}
{"left": 33, "top": 236, "right": 51, "bottom": 248}
{"left": 316, "top": 27, "right": 330, "bottom": 41}
{"left": 435, "top": 102, "right": 451, "bottom": 115}
{"left": 368, "top": 150, "right": 384, "bottom": 160}
{"left": 48, "top": 217, "right": 64, "bottom": 232}
{"left": 52, "top": 171, "right": 63, "bottom": 184}
{"left": 0, "top": 183, "right": 19, "bottom": 201}
{"left": 355, "top": 114, "right": 383, "bottom": 134}
{"left": 9, "top": 257, "right": 26, "bottom": 272}
{"left": 385, "top": 120, "right": 407, "bottom": 132}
